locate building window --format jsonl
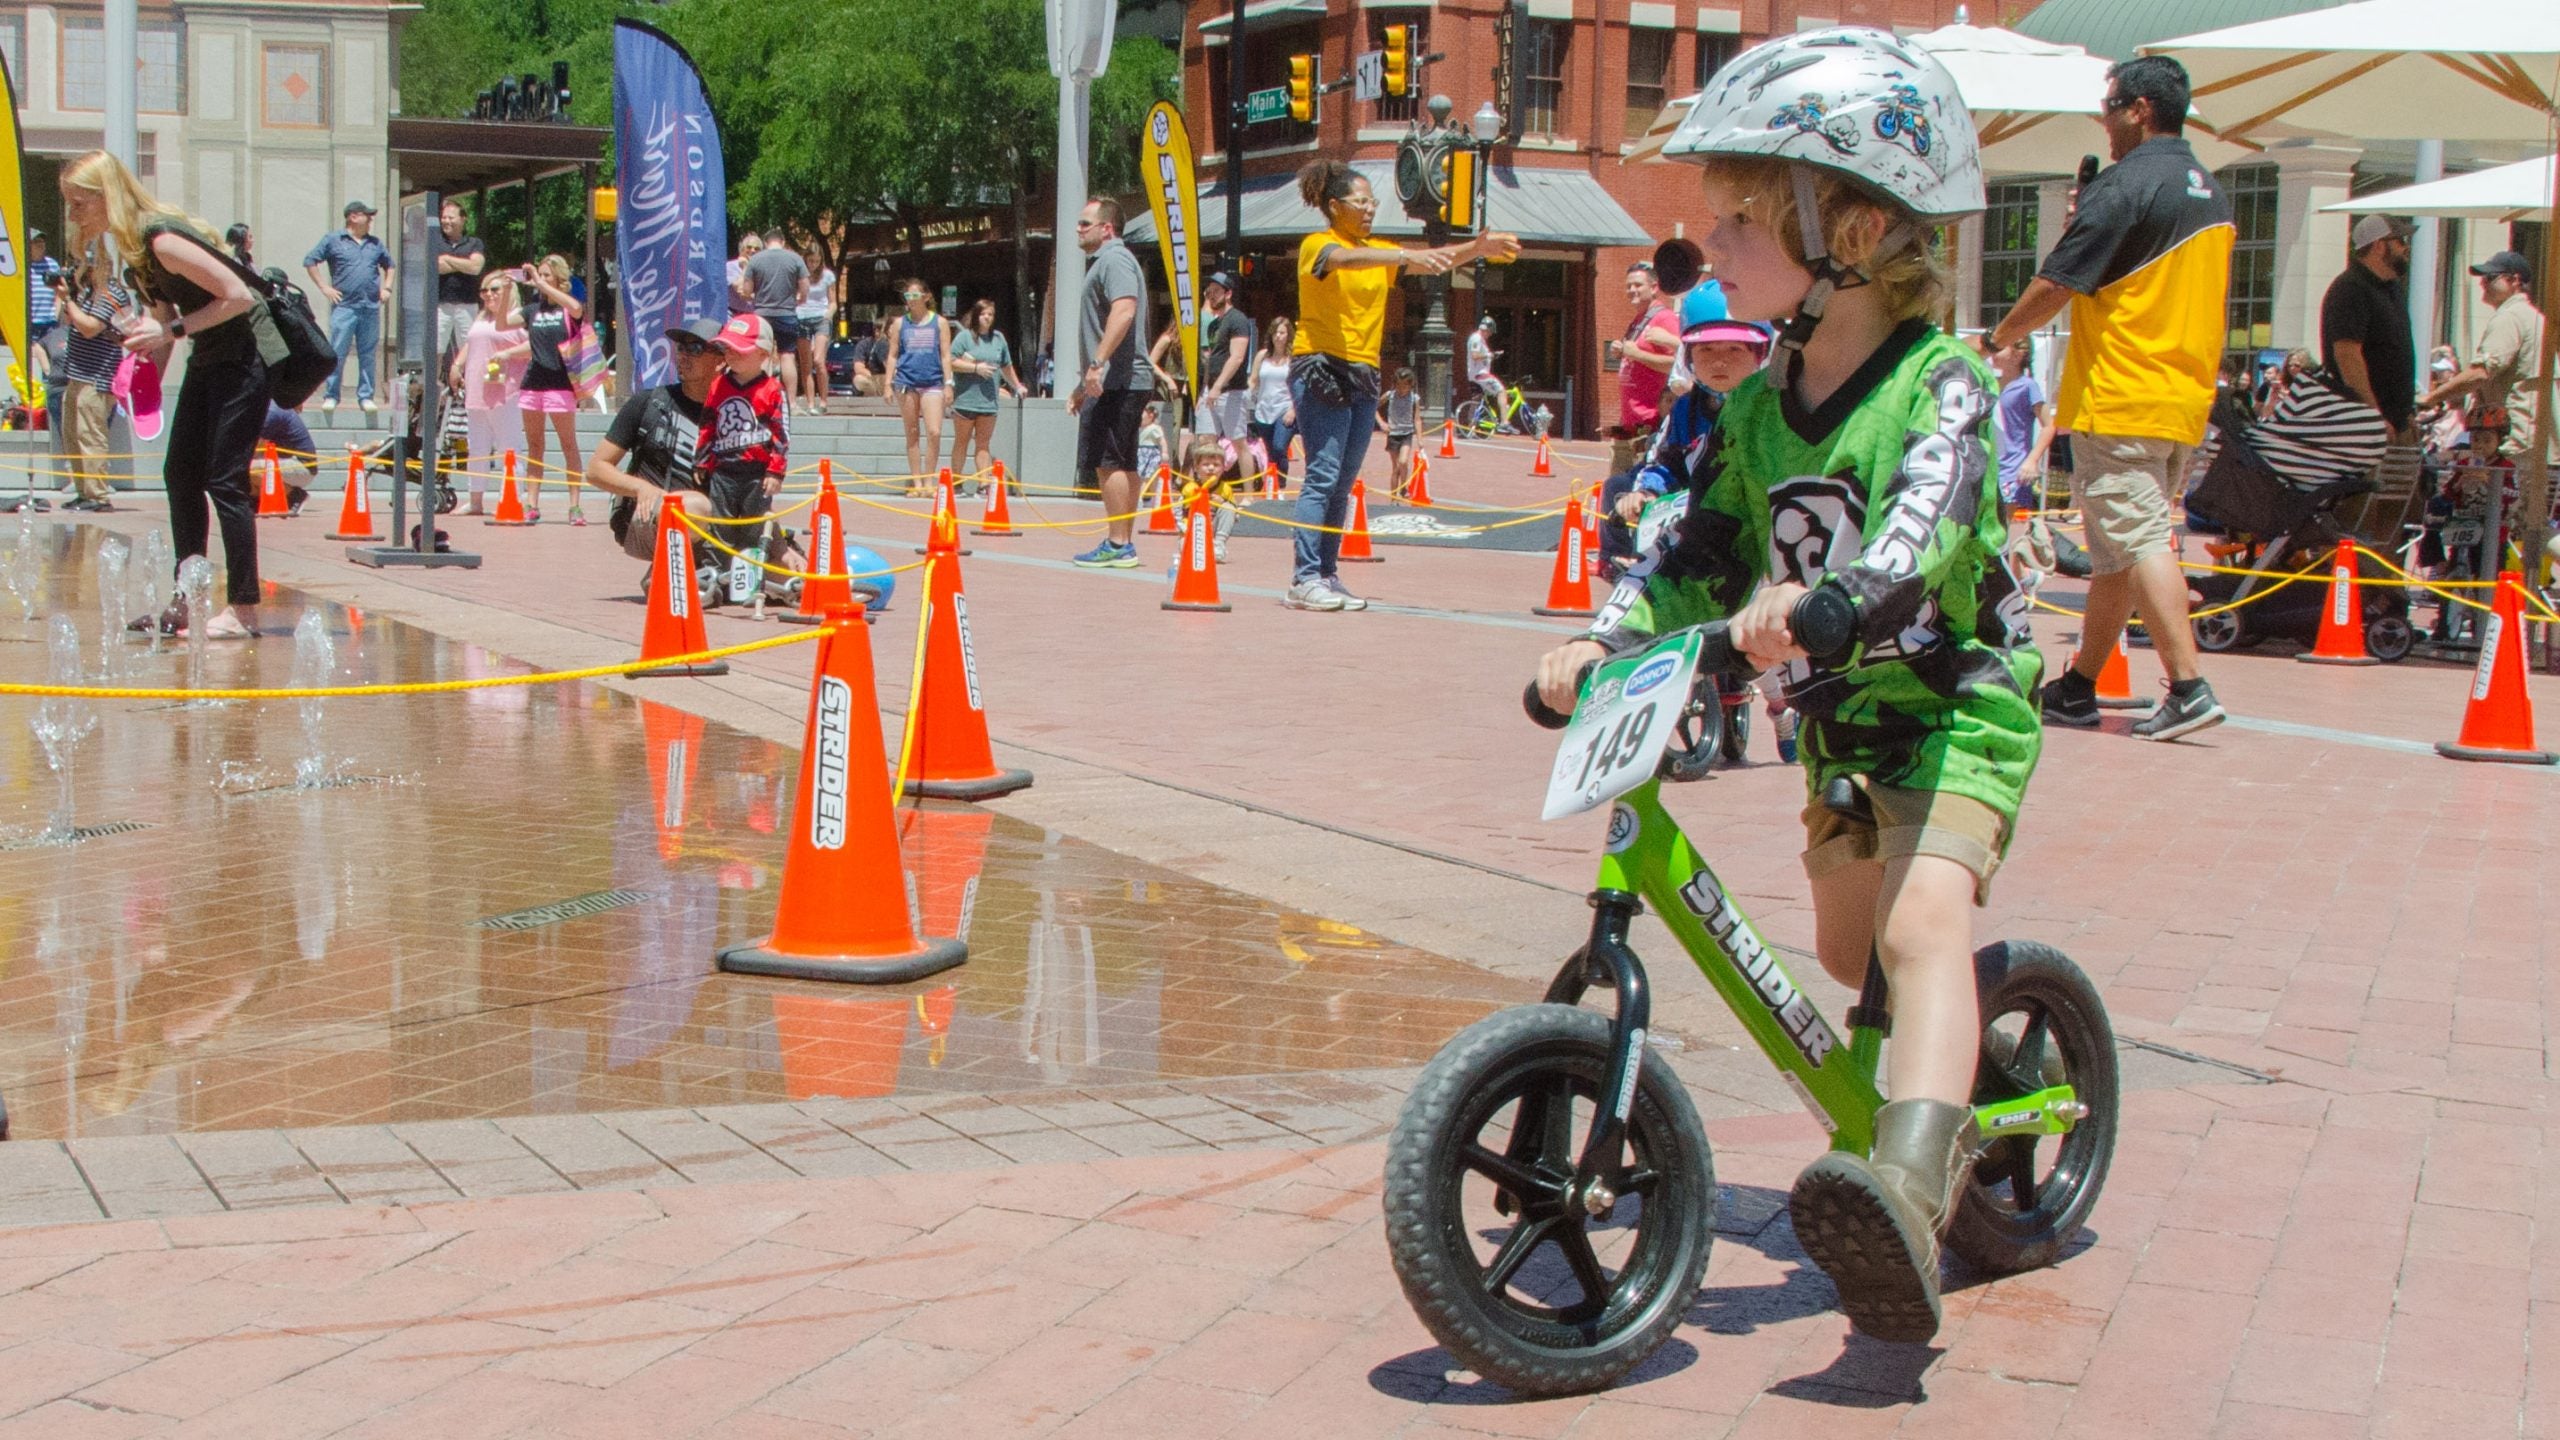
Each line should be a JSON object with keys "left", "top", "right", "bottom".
{"left": 61, "top": 14, "right": 185, "bottom": 113}
{"left": 0, "top": 14, "right": 21, "bottom": 100}
{"left": 1522, "top": 21, "right": 1568, "bottom": 139}
{"left": 1624, "top": 28, "right": 1670, "bottom": 141}
{"left": 1208, "top": 20, "right": 1321, "bottom": 153}
{"left": 2221, "top": 162, "right": 2279, "bottom": 351}
{"left": 1977, "top": 182, "right": 2039, "bottom": 330}
{"left": 1372, "top": 15, "right": 1424, "bottom": 124}
{"left": 1695, "top": 33, "right": 1740, "bottom": 90}
{"left": 263, "top": 44, "right": 327, "bottom": 128}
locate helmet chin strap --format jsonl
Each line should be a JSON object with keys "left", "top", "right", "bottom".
{"left": 1767, "top": 166, "right": 1915, "bottom": 374}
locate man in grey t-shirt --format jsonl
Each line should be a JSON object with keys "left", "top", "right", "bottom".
{"left": 741, "top": 232, "right": 810, "bottom": 404}
{"left": 1069, "top": 198, "right": 1152, "bottom": 568}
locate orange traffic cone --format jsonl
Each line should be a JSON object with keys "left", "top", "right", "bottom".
{"left": 2436, "top": 570, "right": 2558, "bottom": 765}
{"left": 256, "top": 442, "right": 291, "bottom": 516}
{"left": 1163, "top": 487, "right": 1231, "bottom": 613}
{"left": 1407, "top": 453, "right": 1435, "bottom": 507}
{"left": 719, "top": 604, "right": 969, "bottom": 983}
{"left": 628, "top": 494, "right": 731, "bottom": 678}
{"left": 1146, "top": 466, "right": 1181, "bottom": 535}
{"left": 1439, "top": 416, "right": 1457, "bottom": 459}
{"left": 1342, "top": 479, "right": 1382, "bottom": 563}
{"left": 1534, "top": 489, "right": 1597, "bottom": 618}
{"left": 1531, "top": 434, "right": 1554, "bottom": 477}
{"left": 2297, "top": 539, "right": 2378, "bottom": 665}
{"left": 488, "top": 449, "right": 531, "bottom": 526}
{"left": 328, "top": 447, "right": 380, "bottom": 540}
{"left": 915, "top": 468, "right": 973, "bottom": 555}
{"left": 975, "top": 460, "right": 1018, "bottom": 536}
{"left": 2091, "top": 631, "right": 2151, "bottom": 710}
{"left": 900, "top": 528, "right": 1033, "bottom": 800}
{"left": 782, "top": 466, "right": 851, "bottom": 625}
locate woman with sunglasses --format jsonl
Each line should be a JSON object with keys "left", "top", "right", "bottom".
{"left": 512, "top": 253, "right": 588, "bottom": 523}
{"left": 448, "top": 272, "right": 527, "bottom": 516}
{"left": 1282, "top": 160, "right": 1516, "bottom": 612}
{"left": 890, "top": 277, "right": 953, "bottom": 497}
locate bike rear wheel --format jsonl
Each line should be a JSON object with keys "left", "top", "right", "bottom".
{"left": 1947, "top": 941, "right": 2119, "bottom": 1275}
{"left": 1384, "top": 1004, "right": 1714, "bottom": 1397}
{"left": 1454, "top": 399, "right": 1494, "bottom": 437}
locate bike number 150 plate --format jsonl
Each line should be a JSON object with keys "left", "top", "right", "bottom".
{"left": 1542, "top": 633, "right": 1703, "bottom": 821}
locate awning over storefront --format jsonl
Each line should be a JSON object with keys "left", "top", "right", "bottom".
{"left": 1125, "top": 162, "right": 1654, "bottom": 248}
{"left": 1196, "top": 0, "right": 1327, "bottom": 42}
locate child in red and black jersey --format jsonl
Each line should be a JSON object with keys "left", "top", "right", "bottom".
{"left": 699, "top": 314, "right": 792, "bottom": 602}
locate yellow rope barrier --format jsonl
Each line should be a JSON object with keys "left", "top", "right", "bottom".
{"left": 670, "top": 507, "right": 929, "bottom": 582}
{"left": 0, "top": 626, "right": 824, "bottom": 701}
{"left": 890, "top": 556, "right": 936, "bottom": 799}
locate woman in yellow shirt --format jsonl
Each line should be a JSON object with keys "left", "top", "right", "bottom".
{"left": 1285, "top": 160, "right": 1517, "bottom": 611}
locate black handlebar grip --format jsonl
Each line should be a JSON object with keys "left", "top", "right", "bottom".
{"left": 1791, "top": 586, "right": 1857, "bottom": 666}
{"left": 1522, "top": 659, "right": 1599, "bottom": 730}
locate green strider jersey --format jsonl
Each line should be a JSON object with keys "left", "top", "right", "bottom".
{"left": 1588, "top": 319, "right": 2043, "bottom": 828}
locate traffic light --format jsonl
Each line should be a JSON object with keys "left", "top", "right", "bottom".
{"left": 1288, "top": 54, "right": 1317, "bottom": 124}
{"left": 1440, "top": 147, "right": 1478, "bottom": 231}
{"left": 1382, "top": 26, "right": 1412, "bottom": 98}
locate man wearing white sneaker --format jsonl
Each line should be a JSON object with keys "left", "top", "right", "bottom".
{"left": 303, "top": 200, "right": 394, "bottom": 415}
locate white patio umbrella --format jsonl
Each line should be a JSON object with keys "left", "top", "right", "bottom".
{"left": 2146, "top": 0, "right": 2560, "bottom": 572}
{"left": 2320, "top": 155, "right": 2556, "bottom": 222}
{"left": 1622, "top": 21, "right": 2252, "bottom": 173}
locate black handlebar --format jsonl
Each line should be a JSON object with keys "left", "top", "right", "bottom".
{"left": 1523, "top": 590, "right": 1857, "bottom": 732}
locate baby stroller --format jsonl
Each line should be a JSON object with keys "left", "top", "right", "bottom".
{"left": 2183, "top": 390, "right": 2416, "bottom": 661}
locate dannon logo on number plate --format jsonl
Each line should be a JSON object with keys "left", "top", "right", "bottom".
{"left": 812, "top": 676, "right": 852, "bottom": 848}
{"left": 1624, "top": 653, "right": 1680, "bottom": 699}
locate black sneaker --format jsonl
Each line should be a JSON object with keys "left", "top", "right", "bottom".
{"left": 2040, "top": 667, "right": 2100, "bottom": 728}
{"left": 2131, "top": 680, "right": 2225, "bottom": 742}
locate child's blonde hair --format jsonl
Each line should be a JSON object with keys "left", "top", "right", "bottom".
{"left": 1696, "top": 158, "right": 1950, "bottom": 325}
{"left": 1186, "top": 435, "right": 1228, "bottom": 468}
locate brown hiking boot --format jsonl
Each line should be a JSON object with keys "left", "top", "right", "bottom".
{"left": 1788, "top": 1098, "right": 1979, "bottom": 1343}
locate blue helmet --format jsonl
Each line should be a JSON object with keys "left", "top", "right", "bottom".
{"left": 842, "top": 543, "right": 897, "bottom": 610}
{"left": 1678, "top": 281, "right": 1729, "bottom": 331}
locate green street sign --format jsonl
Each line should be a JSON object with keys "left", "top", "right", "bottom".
{"left": 1245, "top": 86, "right": 1291, "bottom": 124}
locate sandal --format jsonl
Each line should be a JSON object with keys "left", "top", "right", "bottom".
{"left": 200, "top": 612, "right": 253, "bottom": 641}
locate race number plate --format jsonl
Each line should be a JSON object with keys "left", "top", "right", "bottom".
{"left": 1542, "top": 632, "right": 1703, "bottom": 821}
{"left": 2443, "top": 522, "right": 2484, "bottom": 547}
{"left": 1634, "top": 492, "right": 1684, "bottom": 558}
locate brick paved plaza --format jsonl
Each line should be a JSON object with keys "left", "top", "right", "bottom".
{"left": 0, "top": 439, "right": 2552, "bottom": 1437}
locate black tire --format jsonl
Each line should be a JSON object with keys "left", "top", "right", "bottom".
{"left": 1946, "top": 941, "right": 2118, "bottom": 1276}
{"left": 1717, "top": 700, "right": 1751, "bottom": 766}
{"left": 1662, "top": 694, "right": 1721, "bottom": 784}
{"left": 1383, "top": 1005, "right": 1714, "bottom": 1397}
{"left": 2192, "top": 609, "right": 2250, "bottom": 653}
{"left": 2365, "top": 614, "right": 2415, "bottom": 663}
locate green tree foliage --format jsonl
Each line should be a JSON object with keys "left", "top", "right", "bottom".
{"left": 401, "top": 0, "right": 1176, "bottom": 299}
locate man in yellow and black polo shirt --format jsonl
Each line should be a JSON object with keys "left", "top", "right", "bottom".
{"left": 1982, "top": 56, "right": 2232, "bottom": 742}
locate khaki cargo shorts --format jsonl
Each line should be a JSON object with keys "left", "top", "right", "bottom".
{"left": 2070, "top": 432, "right": 2193, "bottom": 575}
{"left": 1802, "top": 780, "right": 2009, "bottom": 906}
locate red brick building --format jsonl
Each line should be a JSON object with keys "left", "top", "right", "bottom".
{"left": 1154, "top": 0, "right": 2038, "bottom": 435}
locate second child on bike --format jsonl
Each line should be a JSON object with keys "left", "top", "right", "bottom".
{"left": 1536, "top": 29, "right": 2039, "bottom": 1344}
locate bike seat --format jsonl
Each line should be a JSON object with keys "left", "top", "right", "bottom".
{"left": 1818, "top": 777, "right": 1874, "bottom": 825}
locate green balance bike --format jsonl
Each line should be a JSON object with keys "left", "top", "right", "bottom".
{"left": 1383, "top": 601, "right": 2118, "bottom": 1395}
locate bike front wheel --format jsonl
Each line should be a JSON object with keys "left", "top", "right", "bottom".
{"left": 1384, "top": 1004, "right": 1714, "bottom": 1397}
{"left": 1453, "top": 399, "right": 1492, "bottom": 437}
{"left": 1947, "top": 941, "right": 2119, "bottom": 1275}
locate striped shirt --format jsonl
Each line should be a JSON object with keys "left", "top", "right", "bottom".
{"left": 27, "top": 256, "right": 60, "bottom": 328}
{"left": 2250, "top": 376, "right": 2387, "bottom": 491}
{"left": 58, "top": 278, "right": 130, "bottom": 390}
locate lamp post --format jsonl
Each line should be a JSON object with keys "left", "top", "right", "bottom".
{"left": 1468, "top": 101, "right": 1500, "bottom": 331}
{"left": 1414, "top": 95, "right": 1457, "bottom": 420}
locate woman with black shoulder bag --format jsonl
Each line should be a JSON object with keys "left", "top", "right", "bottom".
{"left": 63, "top": 149, "right": 284, "bottom": 641}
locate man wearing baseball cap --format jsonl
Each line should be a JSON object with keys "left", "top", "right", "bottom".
{"left": 1196, "top": 271, "right": 1254, "bottom": 469}
{"left": 2321, "top": 214, "right": 2418, "bottom": 437}
{"left": 2421, "top": 250, "right": 2547, "bottom": 468}
{"left": 587, "top": 317, "right": 726, "bottom": 561}
{"left": 302, "top": 200, "right": 394, "bottom": 413}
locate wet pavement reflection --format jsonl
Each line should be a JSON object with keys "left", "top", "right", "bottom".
{"left": 0, "top": 524, "right": 1521, "bottom": 1140}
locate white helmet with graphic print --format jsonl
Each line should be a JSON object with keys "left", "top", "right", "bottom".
{"left": 1661, "top": 26, "right": 1983, "bottom": 222}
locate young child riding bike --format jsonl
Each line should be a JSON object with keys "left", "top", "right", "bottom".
{"left": 1534, "top": 28, "right": 2040, "bottom": 1344}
